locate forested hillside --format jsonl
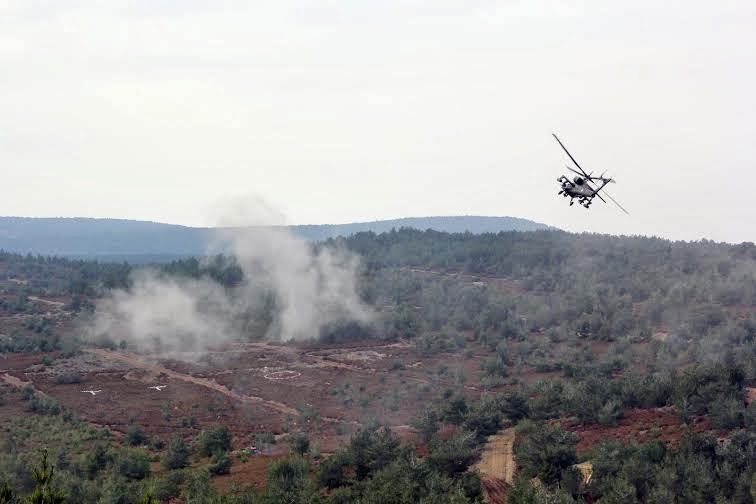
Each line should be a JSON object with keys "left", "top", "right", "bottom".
{"left": 0, "top": 229, "right": 754, "bottom": 503}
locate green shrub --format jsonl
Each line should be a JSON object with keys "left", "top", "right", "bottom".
{"left": 710, "top": 396, "right": 745, "bottom": 429}
{"left": 83, "top": 444, "right": 111, "bottom": 479}
{"left": 149, "top": 471, "right": 184, "bottom": 501}
{"left": 500, "top": 391, "right": 530, "bottom": 422}
{"left": 183, "top": 470, "right": 218, "bottom": 502}
{"left": 288, "top": 432, "right": 310, "bottom": 456}
{"left": 514, "top": 422, "right": 578, "bottom": 486}
{"left": 598, "top": 399, "right": 624, "bottom": 426}
{"left": 441, "top": 395, "right": 468, "bottom": 425}
{"left": 150, "top": 438, "right": 166, "bottom": 451}
{"left": 207, "top": 452, "right": 232, "bottom": 475}
{"left": 195, "top": 425, "right": 232, "bottom": 457}
{"left": 163, "top": 434, "right": 190, "bottom": 470}
{"left": 463, "top": 398, "right": 503, "bottom": 442}
{"left": 745, "top": 402, "right": 756, "bottom": 429}
{"left": 27, "top": 395, "right": 61, "bottom": 416}
{"left": 256, "top": 431, "right": 276, "bottom": 445}
{"left": 21, "top": 385, "right": 35, "bottom": 401}
{"left": 349, "top": 427, "right": 401, "bottom": 481}
{"left": 427, "top": 430, "right": 479, "bottom": 477}
{"left": 114, "top": 449, "right": 151, "bottom": 480}
{"left": 126, "top": 425, "right": 148, "bottom": 447}
{"left": 0, "top": 480, "right": 17, "bottom": 503}
{"left": 482, "top": 355, "right": 508, "bottom": 378}
{"left": 266, "top": 456, "right": 312, "bottom": 499}
{"left": 317, "top": 452, "right": 349, "bottom": 489}
{"left": 53, "top": 373, "right": 81, "bottom": 385}
{"left": 26, "top": 449, "right": 66, "bottom": 504}
{"left": 412, "top": 409, "right": 439, "bottom": 442}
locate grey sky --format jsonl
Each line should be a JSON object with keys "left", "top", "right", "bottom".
{"left": 1, "top": 1, "right": 754, "bottom": 242}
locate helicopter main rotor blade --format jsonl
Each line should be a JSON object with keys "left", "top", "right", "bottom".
{"left": 553, "top": 133, "right": 590, "bottom": 179}
{"left": 584, "top": 179, "right": 607, "bottom": 203}
{"left": 592, "top": 189, "right": 607, "bottom": 204}
{"left": 566, "top": 166, "right": 587, "bottom": 178}
{"left": 603, "top": 190, "right": 629, "bottom": 215}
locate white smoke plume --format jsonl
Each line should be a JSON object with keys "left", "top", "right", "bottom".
{"left": 88, "top": 199, "right": 372, "bottom": 355}
{"left": 221, "top": 225, "right": 372, "bottom": 342}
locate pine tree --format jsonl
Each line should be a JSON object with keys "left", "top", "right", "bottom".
{"left": 27, "top": 449, "right": 66, "bottom": 504}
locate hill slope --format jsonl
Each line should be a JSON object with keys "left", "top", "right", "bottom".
{"left": 0, "top": 216, "right": 553, "bottom": 261}
{"left": 289, "top": 216, "right": 553, "bottom": 241}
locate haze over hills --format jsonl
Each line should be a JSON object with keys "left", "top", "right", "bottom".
{"left": 0, "top": 216, "right": 553, "bottom": 262}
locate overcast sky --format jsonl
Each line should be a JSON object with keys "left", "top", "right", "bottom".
{"left": 1, "top": 1, "right": 754, "bottom": 242}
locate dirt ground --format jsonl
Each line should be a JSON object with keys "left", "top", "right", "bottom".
{"left": 476, "top": 428, "right": 516, "bottom": 484}
{"left": 476, "top": 428, "right": 516, "bottom": 504}
{"left": 567, "top": 407, "right": 715, "bottom": 455}
{"left": 211, "top": 454, "right": 286, "bottom": 493}
{"left": 0, "top": 335, "right": 496, "bottom": 490}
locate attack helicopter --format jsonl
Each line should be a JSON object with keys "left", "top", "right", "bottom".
{"left": 552, "top": 133, "right": 629, "bottom": 214}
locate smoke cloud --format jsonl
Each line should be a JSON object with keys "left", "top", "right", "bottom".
{"left": 88, "top": 202, "right": 372, "bottom": 356}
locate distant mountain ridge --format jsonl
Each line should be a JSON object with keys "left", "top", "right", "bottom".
{"left": 287, "top": 216, "right": 554, "bottom": 241}
{"left": 0, "top": 216, "right": 554, "bottom": 262}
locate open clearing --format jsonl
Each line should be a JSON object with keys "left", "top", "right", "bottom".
{"left": 0, "top": 336, "right": 494, "bottom": 489}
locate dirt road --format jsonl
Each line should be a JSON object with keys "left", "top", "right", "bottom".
{"left": 476, "top": 427, "right": 516, "bottom": 503}
{"left": 28, "top": 296, "right": 66, "bottom": 308}
{"left": 1, "top": 373, "right": 49, "bottom": 397}
{"left": 84, "top": 348, "right": 299, "bottom": 416}
{"left": 405, "top": 268, "right": 523, "bottom": 295}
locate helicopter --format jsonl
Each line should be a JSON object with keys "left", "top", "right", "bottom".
{"left": 552, "top": 133, "right": 629, "bottom": 214}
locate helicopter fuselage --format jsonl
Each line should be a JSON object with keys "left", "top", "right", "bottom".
{"left": 557, "top": 175, "right": 595, "bottom": 198}
{"left": 552, "top": 133, "right": 629, "bottom": 213}
{"left": 556, "top": 175, "right": 600, "bottom": 207}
